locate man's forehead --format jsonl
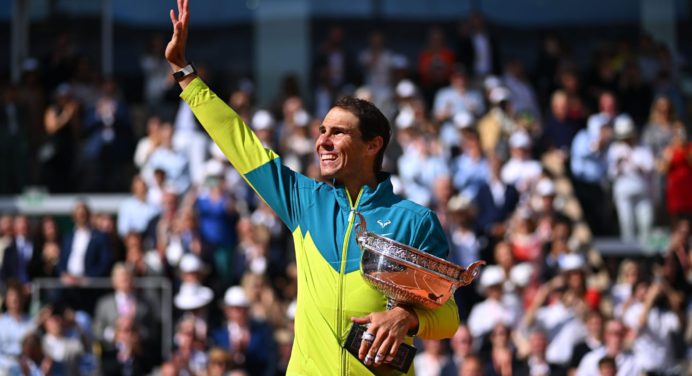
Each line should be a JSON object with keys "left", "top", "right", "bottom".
{"left": 322, "top": 108, "right": 359, "bottom": 129}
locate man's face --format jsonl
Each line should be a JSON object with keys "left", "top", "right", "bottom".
{"left": 315, "top": 107, "right": 372, "bottom": 183}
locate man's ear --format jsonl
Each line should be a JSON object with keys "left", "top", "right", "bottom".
{"left": 366, "top": 136, "right": 384, "bottom": 156}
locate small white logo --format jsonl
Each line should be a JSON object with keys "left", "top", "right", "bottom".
{"left": 377, "top": 219, "right": 392, "bottom": 228}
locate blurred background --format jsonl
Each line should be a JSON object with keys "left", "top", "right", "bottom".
{"left": 0, "top": 0, "right": 691, "bottom": 375}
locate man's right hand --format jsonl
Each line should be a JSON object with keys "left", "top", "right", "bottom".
{"left": 166, "top": 0, "right": 191, "bottom": 79}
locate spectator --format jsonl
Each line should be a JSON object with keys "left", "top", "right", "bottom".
{"left": 501, "top": 131, "right": 542, "bottom": 194}
{"left": 478, "top": 324, "right": 516, "bottom": 376}
{"left": 569, "top": 107, "right": 612, "bottom": 236}
{"left": 142, "top": 121, "right": 191, "bottom": 195}
{"left": 502, "top": 59, "right": 540, "bottom": 120}
{"left": 9, "top": 332, "right": 52, "bottom": 376}
{"left": 40, "top": 305, "right": 84, "bottom": 375}
{"left": 607, "top": 114, "right": 655, "bottom": 242}
{"left": 418, "top": 26, "right": 456, "bottom": 105}
{"left": 28, "top": 216, "right": 62, "bottom": 280}
{"left": 610, "top": 259, "right": 640, "bottom": 317}
{"left": 38, "top": 83, "right": 80, "bottom": 193}
{"left": 657, "top": 123, "right": 692, "bottom": 223}
{"left": 133, "top": 114, "right": 162, "bottom": 170}
{"left": 59, "top": 201, "right": 113, "bottom": 285}
{"left": 466, "top": 12, "right": 502, "bottom": 78}
{"left": 450, "top": 128, "right": 489, "bottom": 199}
{"left": 93, "top": 263, "right": 159, "bottom": 348}
{"left": 80, "top": 78, "right": 134, "bottom": 192}
{"left": 576, "top": 319, "right": 639, "bottom": 376}
{"left": 622, "top": 279, "right": 682, "bottom": 374}
{"left": 443, "top": 325, "right": 474, "bottom": 376}
{"left": 358, "top": 31, "right": 396, "bottom": 110}
{"left": 117, "top": 175, "right": 160, "bottom": 238}
{"left": 459, "top": 354, "right": 484, "bottom": 376}
{"left": 0, "top": 84, "right": 30, "bottom": 194}
{"left": 413, "top": 339, "right": 453, "bottom": 376}
{"left": 0, "top": 215, "right": 34, "bottom": 285}
{"left": 515, "top": 329, "right": 560, "bottom": 376}
{"left": 569, "top": 310, "right": 604, "bottom": 372}
{"left": 174, "top": 254, "right": 214, "bottom": 342}
{"left": 467, "top": 266, "right": 520, "bottom": 338}
{"left": 478, "top": 86, "right": 516, "bottom": 158}
{"left": 195, "top": 159, "right": 238, "bottom": 254}
{"left": 474, "top": 154, "right": 520, "bottom": 249}
{"left": 170, "top": 316, "right": 208, "bottom": 375}
{"left": 211, "top": 286, "right": 277, "bottom": 376}
{"left": 540, "top": 90, "right": 581, "bottom": 154}
{"left": 100, "top": 316, "right": 153, "bottom": 376}
{"left": 0, "top": 282, "right": 35, "bottom": 372}
{"left": 433, "top": 66, "right": 485, "bottom": 152}
{"left": 206, "top": 347, "right": 233, "bottom": 376}
{"left": 140, "top": 33, "right": 176, "bottom": 114}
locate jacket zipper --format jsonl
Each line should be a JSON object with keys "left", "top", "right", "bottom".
{"left": 338, "top": 188, "right": 363, "bottom": 376}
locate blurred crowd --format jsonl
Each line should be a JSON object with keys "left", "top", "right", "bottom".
{"left": 1, "top": 13, "right": 691, "bottom": 376}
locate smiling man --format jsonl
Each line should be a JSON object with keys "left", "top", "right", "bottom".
{"left": 165, "top": 1, "right": 458, "bottom": 375}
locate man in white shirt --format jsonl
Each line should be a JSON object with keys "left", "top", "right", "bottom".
{"left": 117, "top": 175, "right": 160, "bottom": 237}
{"left": 576, "top": 320, "right": 640, "bottom": 376}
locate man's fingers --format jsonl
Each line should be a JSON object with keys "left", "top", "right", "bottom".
{"left": 357, "top": 329, "right": 375, "bottom": 359}
{"left": 364, "top": 330, "right": 388, "bottom": 366}
{"left": 169, "top": 9, "right": 177, "bottom": 25}
{"left": 373, "top": 336, "right": 394, "bottom": 366}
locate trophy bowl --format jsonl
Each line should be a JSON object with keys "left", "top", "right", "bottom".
{"left": 355, "top": 213, "right": 484, "bottom": 310}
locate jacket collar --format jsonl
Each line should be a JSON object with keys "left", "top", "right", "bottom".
{"left": 332, "top": 173, "right": 395, "bottom": 212}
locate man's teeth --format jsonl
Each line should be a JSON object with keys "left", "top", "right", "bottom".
{"left": 321, "top": 155, "right": 336, "bottom": 161}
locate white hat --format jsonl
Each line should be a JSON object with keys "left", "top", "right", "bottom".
{"left": 509, "top": 131, "right": 532, "bottom": 149}
{"left": 510, "top": 263, "right": 533, "bottom": 287}
{"left": 395, "top": 80, "right": 416, "bottom": 98}
{"left": 483, "top": 75, "right": 502, "bottom": 91}
{"left": 453, "top": 111, "right": 474, "bottom": 130}
{"left": 251, "top": 110, "right": 274, "bottom": 131}
{"left": 536, "top": 179, "right": 556, "bottom": 197}
{"left": 613, "top": 114, "right": 635, "bottom": 139}
{"left": 479, "top": 265, "right": 506, "bottom": 290}
{"left": 489, "top": 87, "right": 511, "bottom": 104}
{"left": 174, "top": 282, "right": 213, "bottom": 310}
{"left": 559, "top": 253, "right": 585, "bottom": 272}
{"left": 179, "top": 254, "right": 203, "bottom": 273}
{"left": 293, "top": 109, "right": 310, "bottom": 128}
{"left": 204, "top": 159, "right": 224, "bottom": 178}
{"left": 395, "top": 108, "right": 416, "bottom": 129}
{"left": 447, "top": 193, "right": 474, "bottom": 212}
{"left": 223, "top": 286, "right": 249, "bottom": 307}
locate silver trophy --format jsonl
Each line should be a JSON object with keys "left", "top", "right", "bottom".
{"left": 343, "top": 213, "right": 484, "bottom": 372}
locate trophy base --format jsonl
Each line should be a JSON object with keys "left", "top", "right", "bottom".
{"left": 342, "top": 323, "right": 416, "bottom": 373}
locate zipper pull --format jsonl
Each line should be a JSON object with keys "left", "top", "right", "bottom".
{"left": 348, "top": 210, "right": 354, "bottom": 223}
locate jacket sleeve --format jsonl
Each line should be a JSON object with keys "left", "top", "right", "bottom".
{"left": 413, "top": 297, "right": 459, "bottom": 340}
{"left": 180, "top": 78, "right": 310, "bottom": 230}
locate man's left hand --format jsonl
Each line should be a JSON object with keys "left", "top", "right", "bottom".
{"left": 351, "top": 306, "right": 418, "bottom": 367}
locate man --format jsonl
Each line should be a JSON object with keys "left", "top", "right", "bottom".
{"left": 0, "top": 215, "right": 34, "bottom": 285}
{"left": 165, "top": 1, "right": 458, "bottom": 374}
{"left": 576, "top": 320, "right": 639, "bottom": 376}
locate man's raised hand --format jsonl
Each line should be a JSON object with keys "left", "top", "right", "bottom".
{"left": 165, "top": 0, "right": 189, "bottom": 70}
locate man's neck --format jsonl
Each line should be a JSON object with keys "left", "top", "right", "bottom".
{"left": 344, "top": 177, "right": 378, "bottom": 204}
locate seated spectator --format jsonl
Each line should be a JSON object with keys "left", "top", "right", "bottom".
{"left": 174, "top": 255, "right": 214, "bottom": 342}
{"left": 28, "top": 216, "right": 62, "bottom": 281}
{"left": 501, "top": 131, "right": 542, "bottom": 194}
{"left": 474, "top": 154, "right": 520, "bottom": 247}
{"left": 142, "top": 121, "right": 191, "bottom": 195}
{"left": 478, "top": 324, "right": 517, "bottom": 376}
{"left": 123, "top": 232, "right": 163, "bottom": 277}
{"left": 576, "top": 319, "right": 639, "bottom": 376}
{"left": 59, "top": 201, "right": 113, "bottom": 284}
{"left": 468, "top": 266, "right": 520, "bottom": 338}
{"left": 515, "top": 329, "right": 561, "bottom": 376}
{"left": 40, "top": 304, "right": 84, "bottom": 375}
{"left": 170, "top": 316, "right": 208, "bottom": 375}
{"left": 540, "top": 90, "right": 581, "bottom": 154}
{"left": 0, "top": 282, "right": 35, "bottom": 372}
{"left": 508, "top": 208, "right": 542, "bottom": 263}
{"left": 100, "top": 316, "right": 153, "bottom": 376}
{"left": 610, "top": 259, "right": 639, "bottom": 317}
{"left": 442, "top": 325, "right": 474, "bottom": 376}
{"left": 211, "top": 286, "right": 277, "bottom": 376}
{"left": 450, "top": 128, "right": 489, "bottom": 199}
{"left": 117, "top": 175, "right": 160, "bottom": 238}
{"left": 478, "top": 86, "right": 517, "bottom": 158}
{"left": 459, "top": 354, "right": 484, "bottom": 376}
{"left": 0, "top": 215, "right": 34, "bottom": 285}
{"left": 569, "top": 310, "right": 604, "bottom": 373}
{"left": 413, "top": 339, "right": 453, "bottom": 376}
{"left": 93, "top": 263, "right": 158, "bottom": 349}
{"left": 8, "top": 332, "right": 52, "bottom": 376}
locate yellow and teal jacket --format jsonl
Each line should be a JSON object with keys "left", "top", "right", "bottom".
{"left": 181, "top": 78, "right": 459, "bottom": 375}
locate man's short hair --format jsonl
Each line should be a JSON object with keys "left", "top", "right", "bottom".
{"left": 332, "top": 96, "right": 391, "bottom": 174}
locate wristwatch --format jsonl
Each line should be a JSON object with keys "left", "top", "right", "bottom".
{"left": 172, "top": 63, "right": 197, "bottom": 81}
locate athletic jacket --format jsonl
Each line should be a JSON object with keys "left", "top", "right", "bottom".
{"left": 181, "top": 78, "right": 459, "bottom": 375}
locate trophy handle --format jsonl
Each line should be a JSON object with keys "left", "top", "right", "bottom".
{"left": 355, "top": 212, "right": 368, "bottom": 239}
{"left": 456, "top": 260, "right": 486, "bottom": 287}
